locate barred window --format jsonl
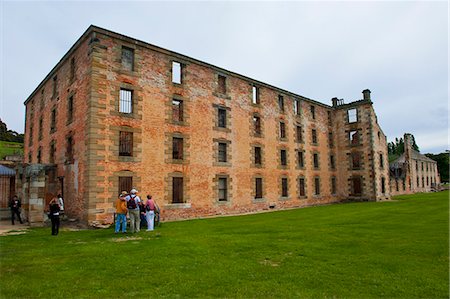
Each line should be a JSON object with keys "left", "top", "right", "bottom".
{"left": 119, "top": 89, "right": 133, "bottom": 114}
{"left": 314, "top": 177, "right": 320, "bottom": 195}
{"left": 297, "top": 151, "right": 304, "bottom": 168}
{"left": 172, "top": 137, "right": 183, "bottom": 160}
{"left": 296, "top": 126, "right": 303, "bottom": 143}
{"left": 218, "top": 108, "right": 227, "bottom": 128}
{"left": 172, "top": 99, "right": 183, "bottom": 122}
{"left": 121, "top": 47, "right": 134, "bottom": 71}
{"left": 218, "top": 143, "right": 227, "bottom": 162}
{"left": 119, "top": 131, "right": 133, "bottom": 156}
{"left": 218, "top": 178, "right": 228, "bottom": 201}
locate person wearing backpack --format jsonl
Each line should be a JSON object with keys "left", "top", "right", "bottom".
{"left": 145, "top": 195, "right": 156, "bottom": 231}
{"left": 126, "top": 188, "right": 141, "bottom": 233}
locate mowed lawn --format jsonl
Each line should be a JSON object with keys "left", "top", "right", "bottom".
{"left": 1, "top": 192, "right": 448, "bottom": 298}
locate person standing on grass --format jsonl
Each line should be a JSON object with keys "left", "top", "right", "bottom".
{"left": 138, "top": 200, "right": 147, "bottom": 230}
{"left": 49, "top": 197, "right": 61, "bottom": 235}
{"left": 126, "top": 189, "right": 141, "bottom": 233}
{"left": 57, "top": 194, "right": 64, "bottom": 218}
{"left": 115, "top": 191, "right": 128, "bottom": 234}
{"left": 145, "top": 195, "right": 156, "bottom": 231}
{"left": 9, "top": 195, "right": 23, "bottom": 225}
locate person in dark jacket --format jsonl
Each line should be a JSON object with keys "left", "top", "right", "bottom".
{"left": 9, "top": 195, "right": 23, "bottom": 225}
{"left": 48, "top": 198, "right": 61, "bottom": 235}
{"left": 139, "top": 201, "right": 147, "bottom": 229}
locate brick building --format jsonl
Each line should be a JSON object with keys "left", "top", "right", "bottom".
{"left": 21, "top": 26, "right": 390, "bottom": 225}
{"left": 389, "top": 133, "right": 440, "bottom": 195}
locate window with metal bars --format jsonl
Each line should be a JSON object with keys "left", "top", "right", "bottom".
{"left": 279, "top": 122, "right": 286, "bottom": 139}
{"left": 296, "top": 125, "right": 303, "bottom": 143}
{"left": 119, "top": 131, "right": 133, "bottom": 156}
{"left": 218, "top": 178, "right": 227, "bottom": 201}
{"left": 312, "top": 129, "right": 317, "bottom": 144}
{"left": 314, "top": 177, "right": 320, "bottom": 195}
{"left": 119, "top": 89, "right": 133, "bottom": 114}
{"left": 299, "top": 178, "right": 306, "bottom": 197}
{"left": 297, "top": 151, "right": 304, "bottom": 168}
{"left": 218, "top": 143, "right": 227, "bottom": 162}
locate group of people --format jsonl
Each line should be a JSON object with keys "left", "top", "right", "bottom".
{"left": 114, "top": 188, "right": 159, "bottom": 234}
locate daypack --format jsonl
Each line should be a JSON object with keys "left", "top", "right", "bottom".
{"left": 127, "top": 196, "right": 137, "bottom": 209}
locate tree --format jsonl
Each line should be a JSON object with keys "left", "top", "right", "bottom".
{"left": 0, "top": 119, "right": 24, "bottom": 143}
{"left": 425, "top": 152, "right": 449, "bottom": 183}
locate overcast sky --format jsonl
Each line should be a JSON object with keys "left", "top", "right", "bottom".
{"left": 1, "top": 1, "right": 448, "bottom": 153}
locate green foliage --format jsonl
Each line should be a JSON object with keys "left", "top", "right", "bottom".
{"left": 0, "top": 141, "right": 23, "bottom": 160}
{"left": 388, "top": 134, "right": 420, "bottom": 157}
{"left": 0, "top": 119, "right": 24, "bottom": 143}
{"left": 425, "top": 151, "right": 449, "bottom": 183}
{"left": 1, "top": 191, "right": 448, "bottom": 298}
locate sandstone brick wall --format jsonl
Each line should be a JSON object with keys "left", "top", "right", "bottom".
{"left": 23, "top": 26, "right": 391, "bottom": 225}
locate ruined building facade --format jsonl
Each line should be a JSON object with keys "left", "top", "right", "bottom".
{"left": 389, "top": 133, "right": 440, "bottom": 195}
{"left": 21, "top": 26, "right": 390, "bottom": 225}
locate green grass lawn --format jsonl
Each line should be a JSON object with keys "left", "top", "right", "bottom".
{"left": 1, "top": 191, "right": 448, "bottom": 298}
{"left": 0, "top": 140, "right": 23, "bottom": 160}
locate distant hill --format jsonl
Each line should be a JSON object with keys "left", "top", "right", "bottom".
{"left": 0, "top": 119, "right": 24, "bottom": 143}
{"left": 0, "top": 141, "right": 23, "bottom": 160}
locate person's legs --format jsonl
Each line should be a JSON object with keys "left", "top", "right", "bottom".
{"left": 129, "top": 210, "right": 136, "bottom": 233}
{"left": 148, "top": 211, "right": 155, "bottom": 231}
{"left": 120, "top": 214, "right": 127, "bottom": 232}
{"left": 135, "top": 210, "right": 141, "bottom": 232}
{"left": 55, "top": 216, "right": 60, "bottom": 235}
{"left": 115, "top": 213, "right": 120, "bottom": 233}
{"left": 11, "top": 210, "right": 15, "bottom": 225}
{"left": 51, "top": 216, "right": 56, "bottom": 235}
{"left": 16, "top": 210, "right": 23, "bottom": 224}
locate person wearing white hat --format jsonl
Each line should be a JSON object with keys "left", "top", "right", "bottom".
{"left": 125, "top": 188, "right": 141, "bottom": 233}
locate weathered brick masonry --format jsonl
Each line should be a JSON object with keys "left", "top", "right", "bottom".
{"left": 22, "top": 26, "right": 390, "bottom": 225}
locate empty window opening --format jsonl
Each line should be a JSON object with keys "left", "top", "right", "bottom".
{"left": 52, "top": 75, "right": 58, "bottom": 98}
{"left": 218, "top": 178, "right": 228, "bottom": 202}
{"left": 37, "top": 148, "right": 42, "bottom": 164}
{"left": 172, "top": 137, "right": 184, "bottom": 160}
{"left": 351, "top": 152, "right": 361, "bottom": 169}
{"left": 281, "top": 178, "right": 288, "bottom": 197}
{"left": 280, "top": 149, "right": 287, "bottom": 166}
{"left": 299, "top": 178, "right": 306, "bottom": 197}
{"left": 252, "top": 86, "right": 260, "bottom": 104}
{"left": 172, "top": 99, "right": 183, "bottom": 122}
{"left": 379, "top": 153, "right": 384, "bottom": 168}
{"left": 172, "top": 61, "right": 182, "bottom": 84}
{"left": 121, "top": 47, "right": 134, "bottom": 71}
{"left": 297, "top": 151, "right": 304, "bottom": 168}
{"left": 253, "top": 115, "right": 261, "bottom": 135}
{"left": 68, "top": 95, "right": 74, "bottom": 123}
{"left": 382, "top": 177, "right": 386, "bottom": 193}
{"left": 331, "top": 177, "right": 337, "bottom": 194}
{"left": 294, "top": 99, "right": 301, "bottom": 115}
{"left": 218, "top": 75, "right": 226, "bottom": 94}
{"left": 349, "top": 130, "right": 359, "bottom": 145}
{"left": 50, "top": 108, "right": 56, "bottom": 132}
{"left": 278, "top": 95, "right": 285, "bottom": 112}
{"left": 70, "top": 57, "right": 76, "bottom": 81}
{"left": 314, "top": 177, "right": 320, "bottom": 195}
{"left": 218, "top": 142, "right": 227, "bottom": 162}
{"left": 119, "top": 89, "right": 133, "bottom": 114}
{"left": 172, "top": 177, "right": 184, "bottom": 203}
{"left": 351, "top": 177, "right": 362, "bottom": 195}
{"left": 119, "top": 131, "right": 133, "bottom": 156}
{"left": 254, "top": 147, "right": 262, "bottom": 165}
{"left": 296, "top": 126, "right": 303, "bottom": 143}
{"left": 38, "top": 119, "right": 43, "bottom": 140}
{"left": 218, "top": 108, "right": 227, "bottom": 128}
{"left": 327, "top": 111, "right": 332, "bottom": 126}
{"left": 313, "top": 153, "right": 319, "bottom": 169}
{"left": 279, "top": 122, "right": 286, "bottom": 139}
{"left": 49, "top": 142, "right": 56, "bottom": 164}
{"left": 328, "top": 132, "right": 334, "bottom": 147}
{"left": 348, "top": 108, "right": 357, "bottom": 123}
{"left": 255, "top": 178, "right": 263, "bottom": 199}
{"left": 330, "top": 154, "right": 335, "bottom": 169}
{"left": 312, "top": 129, "right": 317, "bottom": 144}
{"left": 310, "top": 105, "right": 315, "bottom": 119}
{"left": 67, "top": 136, "right": 74, "bottom": 162}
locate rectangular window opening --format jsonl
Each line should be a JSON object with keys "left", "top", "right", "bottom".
{"left": 218, "top": 108, "right": 227, "bottom": 128}
{"left": 218, "top": 75, "right": 226, "bottom": 94}
{"left": 172, "top": 177, "right": 184, "bottom": 203}
{"left": 314, "top": 177, "right": 320, "bottom": 195}
{"left": 218, "top": 178, "right": 228, "bottom": 202}
{"left": 119, "top": 131, "right": 133, "bottom": 156}
{"left": 119, "top": 89, "right": 133, "bottom": 114}
{"left": 282, "top": 178, "right": 288, "bottom": 197}
{"left": 119, "top": 176, "right": 133, "bottom": 195}
{"left": 255, "top": 178, "right": 263, "bottom": 199}
{"left": 299, "top": 178, "right": 306, "bottom": 197}
{"left": 172, "top": 137, "right": 184, "bottom": 160}
{"left": 252, "top": 86, "right": 259, "bottom": 104}
{"left": 218, "top": 142, "right": 227, "bottom": 162}
{"left": 280, "top": 149, "right": 287, "bottom": 166}
{"left": 172, "top": 99, "right": 184, "bottom": 122}
{"left": 254, "top": 147, "right": 262, "bottom": 165}
{"left": 348, "top": 108, "right": 357, "bottom": 123}
{"left": 121, "top": 47, "right": 134, "bottom": 71}
{"left": 278, "top": 95, "right": 284, "bottom": 112}
{"left": 172, "top": 61, "right": 182, "bottom": 84}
